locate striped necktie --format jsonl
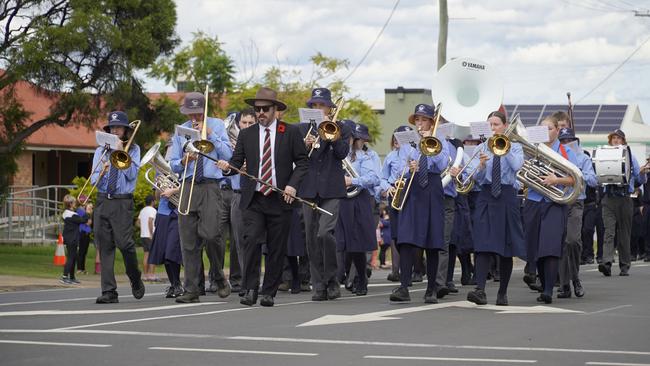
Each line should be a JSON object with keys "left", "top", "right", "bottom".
{"left": 107, "top": 165, "right": 118, "bottom": 194}
{"left": 260, "top": 128, "right": 273, "bottom": 195}
{"left": 491, "top": 155, "right": 501, "bottom": 198}
{"left": 417, "top": 154, "right": 428, "bottom": 187}
{"left": 194, "top": 154, "right": 204, "bottom": 182}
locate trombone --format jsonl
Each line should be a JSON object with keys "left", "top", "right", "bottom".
{"left": 308, "top": 98, "right": 344, "bottom": 157}
{"left": 77, "top": 119, "right": 141, "bottom": 205}
{"left": 178, "top": 86, "right": 214, "bottom": 216}
{"left": 419, "top": 102, "right": 443, "bottom": 156}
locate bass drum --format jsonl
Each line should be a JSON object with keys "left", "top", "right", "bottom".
{"left": 592, "top": 145, "right": 630, "bottom": 186}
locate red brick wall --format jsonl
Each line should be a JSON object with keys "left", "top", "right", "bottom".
{"left": 9, "top": 152, "right": 34, "bottom": 216}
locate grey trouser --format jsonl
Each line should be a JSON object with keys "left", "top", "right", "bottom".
{"left": 602, "top": 195, "right": 633, "bottom": 272}
{"left": 436, "top": 196, "right": 456, "bottom": 287}
{"left": 214, "top": 188, "right": 243, "bottom": 285}
{"left": 303, "top": 198, "right": 340, "bottom": 292}
{"left": 560, "top": 200, "right": 584, "bottom": 285}
{"left": 178, "top": 182, "right": 223, "bottom": 294}
{"left": 94, "top": 197, "right": 141, "bottom": 294}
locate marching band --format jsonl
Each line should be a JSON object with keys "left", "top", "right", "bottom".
{"left": 85, "top": 81, "right": 650, "bottom": 307}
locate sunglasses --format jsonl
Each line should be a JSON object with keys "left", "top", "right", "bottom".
{"left": 254, "top": 105, "right": 274, "bottom": 113}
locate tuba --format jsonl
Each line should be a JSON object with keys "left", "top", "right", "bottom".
{"left": 507, "top": 114, "right": 584, "bottom": 205}
{"left": 141, "top": 142, "right": 181, "bottom": 206}
{"left": 342, "top": 157, "right": 361, "bottom": 198}
{"left": 224, "top": 112, "right": 240, "bottom": 149}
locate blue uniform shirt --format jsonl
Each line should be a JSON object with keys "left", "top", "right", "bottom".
{"left": 349, "top": 148, "right": 380, "bottom": 192}
{"left": 472, "top": 141, "right": 524, "bottom": 187}
{"left": 157, "top": 196, "right": 173, "bottom": 216}
{"left": 399, "top": 139, "right": 451, "bottom": 177}
{"left": 380, "top": 148, "right": 409, "bottom": 194}
{"left": 442, "top": 140, "right": 458, "bottom": 198}
{"left": 527, "top": 140, "right": 579, "bottom": 203}
{"left": 169, "top": 117, "right": 232, "bottom": 180}
{"left": 571, "top": 147, "right": 598, "bottom": 200}
{"left": 91, "top": 144, "right": 140, "bottom": 194}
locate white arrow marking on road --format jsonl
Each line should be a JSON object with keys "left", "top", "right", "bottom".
{"left": 297, "top": 301, "right": 583, "bottom": 327}
{"left": 0, "top": 302, "right": 223, "bottom": 316}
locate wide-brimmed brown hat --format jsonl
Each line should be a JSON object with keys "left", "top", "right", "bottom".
{"left": 245, "top": 87, "right": 287, "bottom": 111}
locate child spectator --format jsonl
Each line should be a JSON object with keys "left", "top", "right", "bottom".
{"left": 137, "top": 195, "right": 158, "bottom": 281}
{"left": 378, "top": 205, "right": 391, "bottom": 269}
{"left": 61, "top": 194, "right": 89, "bottom": 284}
{"left": 76, "top": 200, "right": 93, "bottom": 275}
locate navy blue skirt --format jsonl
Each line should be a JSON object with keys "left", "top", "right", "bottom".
{"left": 472, "top": 185, "right": 526, "bottom": 258}
{"left": 286, "top": 208, "right": 306, "bottom": 257}
{"left": 388, "top": 200, "right": 400, "bottom": 241}
{"left": 336, "top": 189, "right": 377, "bottom": 253}
{"left": 396, "top": 172, "right": 444, "bottom": 250}
{"left": 451, "top": 194, "right": 474, "bottom": 254}
{"left": 148, "top": 212, "right": 182, "bottom": 265}
{"left": 523, "top": 199, "right": 568, "bottom": 260}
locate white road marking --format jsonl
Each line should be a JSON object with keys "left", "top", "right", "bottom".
{"left": 229, "top": 336, "right": 650, "bottom": 356}
{"left": 586, "top": 305, "right": 633, "bottom": 315}
{"left": 0, "top": 339, "right": 111, "bottom": 348}
{"left": 586, "top": 264, "right": 650, "bottom": 272}
{"left": 365, "top": 355, "right": 536, "bottom": 363}
{"left": 586, "top": 363, "right": 650, "bottom": 366}
{"left": 0, "top": 302, "right": 221, "bottom": 316}
{"left": 298, "top": 300, "right": 583, "bottom": 327}
{"left": 0, "top": 292, "right": 165, "bottom": 307}
{"left": 149, "top": 346, "right": 317, "bottom": 357}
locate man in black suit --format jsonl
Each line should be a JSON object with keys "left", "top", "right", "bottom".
{"left": 217, "top": 87, "right": 309, "bottom": 307}
{"left": 298, "top": 88, "right": 350, "bottom": 301}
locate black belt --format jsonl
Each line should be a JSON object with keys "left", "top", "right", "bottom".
{"left": 184, "top": 178, "right": 220, "bottom": 185}
{"left": 97, "top": 193, "right": 133, "bottom": 200}
{"left": 233, "top": 189, "right": 241, "bottom": 194}
{"left": 220, "top": 185, "right": 232, "bottom": 191}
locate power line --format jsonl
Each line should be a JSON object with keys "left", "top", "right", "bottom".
{"left": 576, "top": 35, "right": 650, "bottom": 104}
{"left": 561, "top": 0, "right": 630, "bottom": 12}
{"left": 342, "top": 0, "right": 401, "bottom": 82}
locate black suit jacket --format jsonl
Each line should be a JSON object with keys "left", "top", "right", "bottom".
{"left": 228, "top": 121, "right": 309, "bottom": 210}
{"left": 297, "top": 122, "right": 351, "bottom": 199}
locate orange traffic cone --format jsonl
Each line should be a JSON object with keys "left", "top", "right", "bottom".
{"left": 53, "top": 233, "right": 66, "bottom": 266}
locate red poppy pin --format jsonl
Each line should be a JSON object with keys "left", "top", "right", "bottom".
{"left": 278, "top": 123, "right": 286, "bottom": 133}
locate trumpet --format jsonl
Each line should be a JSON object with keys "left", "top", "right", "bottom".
{"left": 342, "top": 157, "right": 361, "bottom": 198}
{"left": 418, "top": 102, "right": 443, "bottom": 156}
{"left": 109, "top": 120, "right": 141, "bottom": 170}
{"left": 308, "top": 98, "right": 344, "bottom": 157}
{"left": 77, "top": 145, "right": 110, "bottom": 205}
{"left": 178, "top": 85, "right": 212, "bottom": 216}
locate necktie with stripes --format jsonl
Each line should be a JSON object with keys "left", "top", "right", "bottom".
{"left": 260, "top": 127, "right": 273, "bottom": 195}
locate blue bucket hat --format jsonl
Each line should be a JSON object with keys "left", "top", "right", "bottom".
{"left": 340, "top": 119, "right": 357, "bottom": 136}
{"left": 179, "top": 92, "right": 206, "bottom": 115}
{"left": 307, "top": 88, "right": 337, "bottom": 109}
{"left": 353, "top": 123, "right": 371, "bottom": 141}
{"left": 103, "top": 111, "right": 131, "bottom": 132}
{"left": 394, "top": 125, "right": 413, "bottom": 134}
{"left": 408, "top": 103, "right": 436, "bottom": 125}
{"left": 559, "top": 128, "right": 578, "bottom": 142}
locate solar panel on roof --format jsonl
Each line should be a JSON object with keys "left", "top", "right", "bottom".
{"left": 502, "top": 104, "right": 628, "bottom": 134}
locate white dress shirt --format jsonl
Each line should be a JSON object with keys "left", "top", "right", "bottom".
{"left": 257, "top": 120, "right": 277, "bottom": 192}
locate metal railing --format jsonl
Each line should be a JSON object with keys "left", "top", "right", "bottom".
{"left": 0, "top": 185, "right": 75, "bottom": 241}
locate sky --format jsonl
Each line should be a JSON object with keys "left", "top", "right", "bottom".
{"left": 143, "top": 0, "right": 650, "bottom": 120}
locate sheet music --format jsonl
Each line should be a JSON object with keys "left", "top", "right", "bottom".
{"left": 298, "top": 108, "right": 325, "bottom": 124}
{"left": 176, "top": 125, "right": 200, "bottom": 141}
{"left": 526, "top": 126, "right": 550, "bottom": 144}
{"left": 95, "top": 131, "right": 120, "bottom": 150}
{"left": 470, "top": 121, "right": 493, "bottom": 139}
{"left": 394, "top": 130, "right": 421, "bottom": 148}
{"left": 435, "top": 123, "right": 454, "bottom": 140}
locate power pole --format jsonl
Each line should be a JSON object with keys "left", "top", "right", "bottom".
{"left": 438, "top": 0, "right": 448, "bottom": 71}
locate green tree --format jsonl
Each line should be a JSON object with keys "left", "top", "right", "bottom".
{"left": 0, "top": 0, "right": 179, "bottom": 195}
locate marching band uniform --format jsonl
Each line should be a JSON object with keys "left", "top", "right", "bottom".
{"left": 558, "top": 128, "right": 597, "bottom": 298}
{"left": 390, "top": 104, "right": 450, "bottom": 304}
{"left": 169, "top": 92, "right": 232, "bottom": 302}
{"left": 92, "top": 111, "right": 144, "bottom": 304}
{"left": 581, "top": 170, "right": 604, "bottom": 264}
{"left": 435, "top": 137, "right": 458, "bottom": 299}
{"left": 149, "top": 195, "right": 183, "bottom": 298}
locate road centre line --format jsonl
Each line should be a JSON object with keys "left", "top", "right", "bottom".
{"left": 364, "top": 355, "right": 536, "bottom": 363}
{"left": 0, "top": 339, "right": 111, "bottom": 348}
{"left": 149, "top": 346, "right": 317, "bottom": 357}
{"left": 586, "top": 363, "right": 650, "bottom": 366}
{"left": 586, "top": 305, "right": 633, "bottom": 315}
{"left": 0, "top": 291, "right": 165, "bottom": 307}
{"left": 0, "top": 302, "right": 220, "bottom": 316}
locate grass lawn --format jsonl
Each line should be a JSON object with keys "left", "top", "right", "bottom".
{"left": 0, "top": 245, "right": 227, "bottom": 279}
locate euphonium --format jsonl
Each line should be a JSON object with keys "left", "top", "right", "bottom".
{"left": 141, "top": 142, "right": 181, "bottom": 206}
{"left": 109, "top": 120, "right": 141, "bottom": 170}
{"left": 342, "top": 157, "right": 361, "bottom": 198}
{"left": 224, "top": 112, "right": 240, "bottom": 148}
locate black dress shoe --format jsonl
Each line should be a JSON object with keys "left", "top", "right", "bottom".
{"left": 387, "top": 272, "right": 400, "bottom": 282}
{"left": 290, "top": 279, "right": 301, "bottom": 294}
{"left": 436, "top": 287, "right": 450, "bottom": 299}
{"left": 312, "top": 290, "right": 327, "bottom": 301}
{"left": 355, "top": 286, "right": 368, "bottom": 296}
{"left": 131, "top": 279, "right": 145, "bottom": 300}
{"left": 216, "top": 281, "right": 231, "bottom": 298}
{"left": 523, "top": 273, "right": 536, "bottom": 286}
{"left": 230, "top": 283, "right": 242, "bottom": 293}
{"left": 536, "top": 294, "right": 552, "bottom": 304}
{"left": 175, "top": 292, "right": 200, "bottom": 303}
{"left": 327, "top": 284, "right": 341, "bottom": 300}
{"left": 207, "top": 282, "right": 219, "bottom": 293}
{"left": 496, "top": 293, "right": 508, "bottom": 306}
{"left": 424, "top": 289, "right": 438, "bottom": 304}
{"left": 260, "top": 295, "right": 274, "bottom": 307}
{"left": 528, "top": 279, "right": 543, "bottom": 292}
{"left": 300, "top": 282, "right": 312, "bottom": 292}
{"left": 446, "top": 282, "right": 459, "bottom": 293}
{"left": 96, "top": 291, "right": 119, "bottom": 304}
{"left": 619, "top": 271, "right": 629, "bottom": 276}
{"left": 238, "top": 289, "right": 246, "bottom": 297}
{"left": 598, "top": 263, "right": 611, "bottom": 277}
{"left": 277, "top": 282, "right": 290, "bottom": 292}
{"left": 240, "top": 290, "right": 258, "bottom": 306}
{"left": 557, "top": 285, "right": 572, "bottom": 298}
{"left": 199, "top": 287, "right": 207, "bottom": 296}
{"left": 390, "top": 286, "right": 410, "bottom": 302}
{"left": 467, "top": 289, "right": 487, "bottom": 305}
{"left": 573, "top": 280, "right": 585, "bottom": 297}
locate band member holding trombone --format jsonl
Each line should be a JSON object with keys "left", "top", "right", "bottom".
{"left": 92, "top": 111, "right": 144, "bottom": 304}
{"left": 169, "top": 92, "right": 232, "bottom": 303}
{"left": 461, "top": 111, "right": 525, "bottom": 306}
{"left": 298, "top": 88, "right": 351, "bottom": 301}
{"left": 390, "top": 103, "right": 450, "bottom": 304}
{"left": 216, "top": 87, "right": 309, "bottom": 307}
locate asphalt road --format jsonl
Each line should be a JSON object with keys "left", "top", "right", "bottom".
{"left": 1, "top": 262, "right": 649, "bottom": 366}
